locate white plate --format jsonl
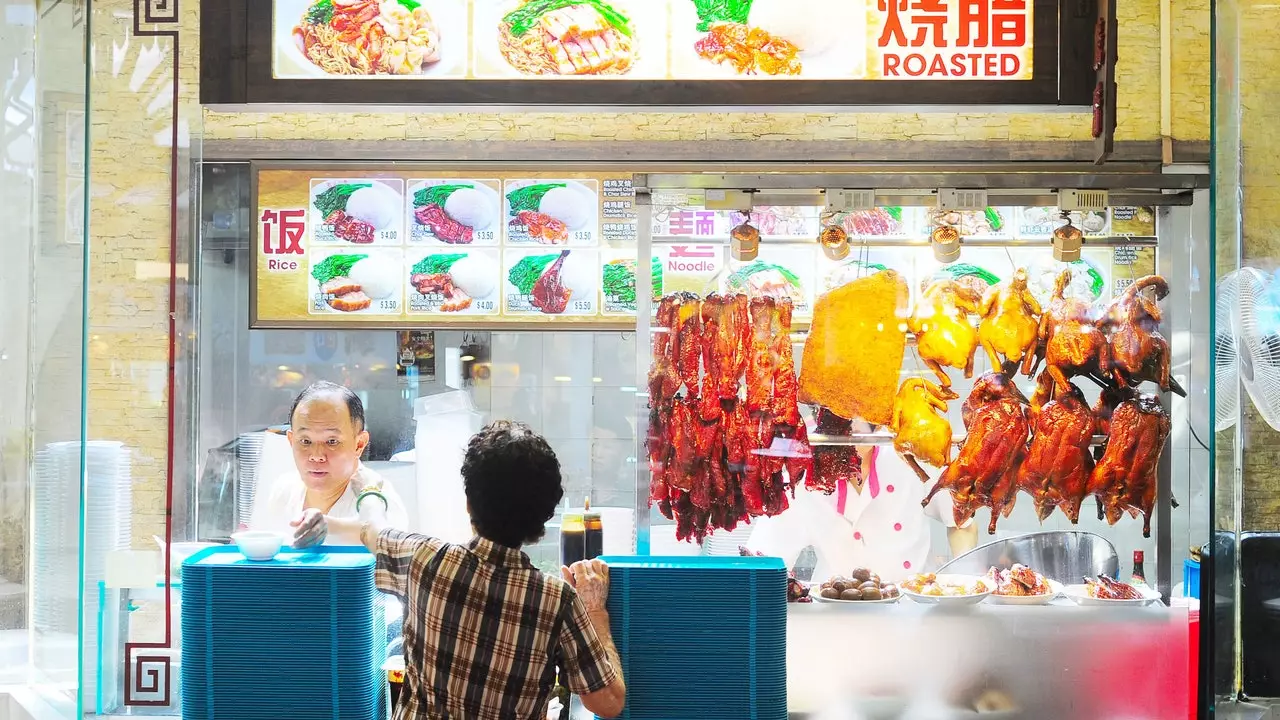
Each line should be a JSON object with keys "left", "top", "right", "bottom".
{"left": 985, "top": 579, "right": 1065, "bottom": 606}
{"left": 1062, "top": 583, "right": 1162, "bottom": 606}
{"left": 811, "top": 591, "right": 900, "bottom": 605}
{"left": 274, "top": 0, "right": 468, "bottom": 79}
{"left": 901, "top": 574, "right": 993, "bottom": 606}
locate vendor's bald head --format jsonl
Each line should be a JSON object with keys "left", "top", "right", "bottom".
{"left": 287, "top": 381, "right": 369, "bottom": 492}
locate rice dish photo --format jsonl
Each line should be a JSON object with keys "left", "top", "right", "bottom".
{"left": 409, "top": 253, "right": 499, "bottom": 313}
{"left": 411, "top": 183, "right": 498, "bottom": 244}
{"left": 312, "top": 181, "right": 402, "bottom": 244}
{"left": 292, "top": 0, "right": 442, "bottom": 76}
{"left": 497, "top": 0, "right": 637, "bottom": 76}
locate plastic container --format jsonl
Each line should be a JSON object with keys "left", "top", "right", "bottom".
{"left": 1183, "top": 558, "right": 1201, "bottom": 600}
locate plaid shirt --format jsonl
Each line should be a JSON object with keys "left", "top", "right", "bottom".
{"left": 375, "top": 529, "right": 618, "bottom": 720}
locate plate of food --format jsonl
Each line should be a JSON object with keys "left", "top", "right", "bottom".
{"left": 310, "top": 250, "right": 403, "bottom": 314}
{"left": 309, "top": 179, "right": 404, "bottom": 245}
{"left": 504, "top": 180, "right": 599, "bottom": 245}
{"left": 408, "top": 180, "right": 501, "bottom": 245}
{"left": 477, "top": 0, "right": 666, "bottom": 78}
{"left": 406, "top": 250, "right": 501, "bottom": 315}
{"left": 812, "top": 569, "right": 901, "bottom": 604}
{"left": 277, "top": 0, "right": 467, "bottom": 78}
{"left": 983, "top": 564, "right": 1064, "bottom": 606}
{"left": 1063, "top": 576, "right": 1161, "bottom": 606}
{"left": 901, "top": 573, "right": 992, "bottom": 605}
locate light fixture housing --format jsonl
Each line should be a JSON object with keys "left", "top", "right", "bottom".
{"left": 931, "top": 225, "right": 962, "bottom": 264}
{"left": 1053, "top": 213, "right": 1085, "bottom": 262}
{"left": 819, "top": 224, "right": 850, "bottom": 261}
{"left": 731, "top": 221, "right": 760, "bottom": 261}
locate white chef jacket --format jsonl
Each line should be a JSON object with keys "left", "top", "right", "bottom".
{"left": 247, "top": 464, "right": 409, "bottom": 545}
{"left": 746, "top": 448, "right": 964, "bottom": 584}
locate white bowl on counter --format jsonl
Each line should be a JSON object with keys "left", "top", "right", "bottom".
{"left": 231, "top": 531, "right": 284, "bottom": 561}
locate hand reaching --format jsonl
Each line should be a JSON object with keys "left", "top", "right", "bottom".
{"left": 561, "top": 559, "right": 609, "bottom": 613}
{"left": 290, "top": 508, "right": 328, "bottom": 549}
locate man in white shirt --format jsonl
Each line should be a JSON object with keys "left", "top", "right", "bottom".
{"left": 249, "top": 381, "right": 407, "bottom": 545}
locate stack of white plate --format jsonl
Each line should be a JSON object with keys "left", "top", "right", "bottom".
{"left": 31, "top": 440, "right": 133, "bottom": 706}
{"left": 595, "top": 507, "right": 637, "bottom": 556}
{"left": 702, "top": 523, "right": 755, "bottom": 557}
{"left": 235, "top": 432, "right": 264, "bottom": 529}
{"left": 647, "top": 524, "right": 702, "bottom": 556}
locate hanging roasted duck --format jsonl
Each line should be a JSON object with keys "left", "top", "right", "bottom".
{"left": 1098, "top": 275, "right": 1187, "bottom": 397}
{"left": 909, "top": 279, "right": 983, "bottom": 399}
{"left": 1017, "top": 381, "right": 1095, "bottom": 524}
{"left": 1036, "top": 269, "right": 1110, "bottom": 393}
{"left": 699, "top": 293, "right": 751, "bottom": 419}
{"left": 1087, "top": 393, "right": 1171, "bottom": 538}
{"left": 978, "top": 268, "right": 1043, "bottom": 375}
{"left": 890, "top": 378, "right": 953, "bottom": 483}
{"left": 923, "top": 372, "right": 1029, "bottom": 534}
{"left": 808, "top": 408, "right": 865, "bottom": 495}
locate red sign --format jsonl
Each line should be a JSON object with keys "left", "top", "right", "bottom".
{"left": 870, "top": 0, "right": 1034, "bottom": 80}
{"left": 260, "top": 208, "right": 306, "bottom": 271}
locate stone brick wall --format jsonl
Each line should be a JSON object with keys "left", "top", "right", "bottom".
{"left": 92, "top": 0, "right": 1212, "bottom": 544}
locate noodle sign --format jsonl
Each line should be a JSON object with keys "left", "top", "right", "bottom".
{"left": 202, "top": 0, "right": 1099, "bottom": 107}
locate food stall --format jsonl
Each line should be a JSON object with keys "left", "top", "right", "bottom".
{"left": 63, "top": 0, "right": 1211, "bottom": 717}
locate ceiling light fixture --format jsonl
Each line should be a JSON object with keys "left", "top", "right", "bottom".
{"left": 931, "top": 225, "right": 962, "bottom": 264}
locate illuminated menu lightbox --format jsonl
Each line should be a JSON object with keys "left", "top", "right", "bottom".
{"left": 272, "top": 0, "right": 1034, "bottom": 81}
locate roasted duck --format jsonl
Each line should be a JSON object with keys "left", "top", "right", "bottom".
{"left": 924, "top": 372, "right": 1029, "bottom": 533}
{"left": 1036, "top": 269, "right": 1110, "bottom": 393}
{"left": 1087, "top": 393, "right": 1170, "bottom": 538}
{"left": 986, "top": 564, "right": 1051, "bottom": 596}
{"left": 890, "top": 378, "right": 953, "bottom": 482}
{"left": 699, "top": 293, "right": 750, "bottom": 418}
{"left": 909, "top": 280, "right": 983, "bottom": 398}
{"left": 978, "top": 268, "right": 1042, "bottom": 374}
{"left": 1099, "top": 275, "right": 1185, "bottom": 396}
{"left": 1017, "top": 382, "right": 1095, "bottom": 523}
{"left": 799, "top": 270, "right": 909, "bottom": 426}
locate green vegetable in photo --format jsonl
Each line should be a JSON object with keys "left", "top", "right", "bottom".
{"left": 726, "top": 261, "right": 802, "bottom": 291}
{"left": 305, "top": 0, "right": 334, "bottom": 24}
{"left": 505, "top": 0, "right": 632, "bottom": 37}
{"left": 938, "top": 263, "right": 1000, "bottom": 286}
{"left": 312, "top": 254, "right": 367, "bottom": 285}
{"left": 983, "top": 207, "right": 1004, "bottom": 232}
{"left": 506, "top": 183, "right": 568, "bottom": 214}
{"left": 691, "top": 0, "right": 754, "bottom": 31}
{"left": 412, "top": 254, "right": 467, "bottom": 276}
{"left": 314, "top": 182, "right": 371, "bottom": 218}
{"left": 508, "top": 254, "right": 562, "bottom": 295}
{"left": 414, "top": 184, "right": 474, "bottom": 209}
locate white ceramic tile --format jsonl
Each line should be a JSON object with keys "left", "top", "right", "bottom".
{"left": 592, "top": 386, "right": 641, "bottom": 435}
{"left": 548, "top": 438, "right": 592, "bottom": 499}
{"left": 490, "top": 333, "right": 544, "bottom": 387}
{"left": 594, "top": 332, "right": 639, "bottom": 387}
{"left": 542, "top": 334, "right": 596, "bottom": 388}
{"left": 541, "top": 386, "right": 595, "bottom": 440}
{"left": 488, "top": 385, "right": 544, "bottom": 434}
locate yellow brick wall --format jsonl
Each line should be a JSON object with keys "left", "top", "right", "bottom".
{"left": 94, "top": 1, "right": 1211, "bottom": 544}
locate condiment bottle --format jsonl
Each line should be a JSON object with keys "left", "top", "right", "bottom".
{"left": 1129, "top": 550, "right": 1148, "bottom": 588}
{"left": 560, "top": 509, "right": 586, "bottom": 568}
{"left": 583, "top": 499, "right": 604, "bottom": 561}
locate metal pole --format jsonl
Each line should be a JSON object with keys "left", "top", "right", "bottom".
{"left": 634, "top": 176, "right": 653, "bottom": 556}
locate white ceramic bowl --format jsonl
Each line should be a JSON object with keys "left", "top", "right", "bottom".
{"left": 231, "top": 531, "right": 284, "bottom": 561}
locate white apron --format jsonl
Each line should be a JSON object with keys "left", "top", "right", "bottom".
{"left": 746, "top": 448, "right": 961, "bottom": 584}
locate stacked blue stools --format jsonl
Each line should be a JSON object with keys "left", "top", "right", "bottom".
{"left": 599, "top": 555, "right": 788, "bottom": 720}
{"left": 181, "top": 546, "right": 386, "bottom": 720}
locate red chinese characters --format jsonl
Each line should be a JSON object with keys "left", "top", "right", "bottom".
{"left": 261, "top": 209, "right": 306, "bottom": 271}
{"left": 874, "top": 0, "right": 1031, "bottom": 79}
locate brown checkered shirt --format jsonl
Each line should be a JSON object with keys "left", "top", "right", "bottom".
{"left": 375, "top": 529, "right": 618, "bottom": 720}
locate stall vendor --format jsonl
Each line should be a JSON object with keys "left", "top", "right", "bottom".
{"left": 249, "top": 381, "right": 408, "bottom": 544}
{"left": 747, "top": 420, "right": 978, "bottom": 583}
{"left": 293, "top": 420, "right": 627, "bottom": 720}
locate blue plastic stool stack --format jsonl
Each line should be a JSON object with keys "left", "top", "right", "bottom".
{"left": 180, "top": 546, "right": 386, "bottom": 720}
{"left": 599, "top": 555, "right": 788, "bottom": 720}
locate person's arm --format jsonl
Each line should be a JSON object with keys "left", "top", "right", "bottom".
{"left": 290, "top": 487, "right": 391, "bottom": 552}
{"left": 559, "top": 560, "right": 626, "bottom": 719}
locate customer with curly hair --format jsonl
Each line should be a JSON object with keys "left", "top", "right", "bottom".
{"left": 294, "top": 420, "right": 626, "bottom": 720}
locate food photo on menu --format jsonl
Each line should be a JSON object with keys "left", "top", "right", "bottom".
{"left": 408, "top": 180, "right": 501, "bottom": 244}
{"left": 309, "top": 250, "right": 404, "bottom": 314}
{"left": 493, "top": 0, "right": 640, "bottom": 76}
{"left": 504, "top": 248, "right": 598, "bottom": 315}
{"left": 672, "top": 0, "right": 861, "bottom": 78}
{"left": 504, "top": 180, "right": 599, "bottom": 245}
{"left": 277, "top": 0, "right": 467, "bottom": 77}
{"left": 309, "top": 178, "right": 404, "bottom": 244}
{"left": 601, "top": 255, "right": 662, "bottom": 313}
{"left": 406, "top": 250, "right": 501, "bottom": 314}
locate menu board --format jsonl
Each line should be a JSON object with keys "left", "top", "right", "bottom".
{"left": 253, "top": 167, "right": 636, "bottom": 328}
{"left": 272, "top": 0, "right": 1034, "bottom": 81}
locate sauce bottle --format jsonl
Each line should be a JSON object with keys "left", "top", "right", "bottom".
{"left": 560, "top": 508, "right": 586, "bottom": 568}
{"left": 583, "top": 499, "right": 604, "bottom": 561}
